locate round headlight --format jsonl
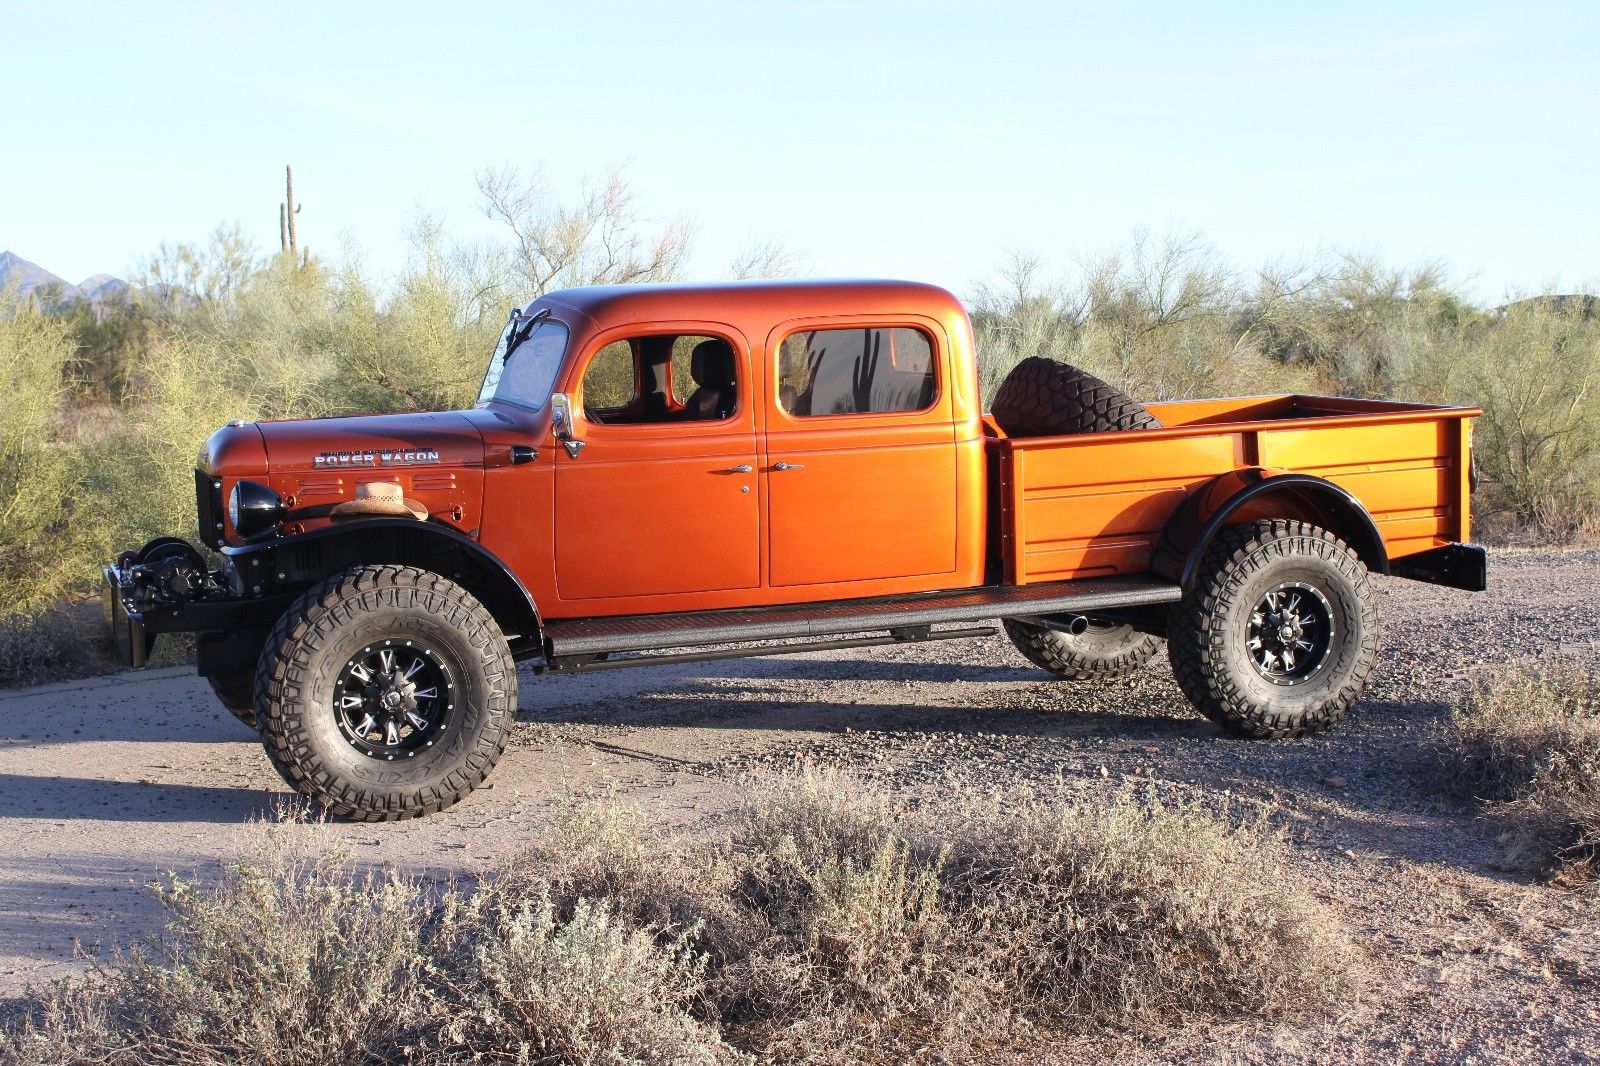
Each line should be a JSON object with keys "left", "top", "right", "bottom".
{"left": 228, "top": 480, "right": 286, "bottom": 538}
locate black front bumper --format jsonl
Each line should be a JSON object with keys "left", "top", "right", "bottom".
{"left": 102, "top": 563, "right": 153, "bottom": 667}
{"left": 103, "top": 560, "right": 297, "bottom": 669}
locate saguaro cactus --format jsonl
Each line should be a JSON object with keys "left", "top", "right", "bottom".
{"left": 280, "top": 165, "right": 303, "bottom": 261}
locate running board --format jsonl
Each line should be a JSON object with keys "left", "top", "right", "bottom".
{"left": 540, "top": 626, "right": 998, "bottom": 674}
{"left": 541, "top": 576, "right": 1182, "bottom": 659}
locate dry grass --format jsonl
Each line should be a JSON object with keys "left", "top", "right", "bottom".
{"left": 0, "top": 611, "right": 81, "bottom": 688}
{"left": 1440, "top": 655, "right": 1600, "bottom": 883}
{"left": 0, "top": 596, "right": 195, "bottom": 690}
{"left": 2, "top": 774, "right": 1355, "bottom": 1065}
{"left": 714, "top": 774, "right": 1353, "bottom": 1056}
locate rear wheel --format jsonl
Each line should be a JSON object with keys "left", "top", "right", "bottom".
{"left": 1168, "top": 519, "right": 1379, "bottom": 738}
{"left": 1003, "top": 618, "right": 1163, "bottom": 680}
{"left": 256, "top": 565, "right": 516, "bottom": 820}
{"left": 206, "top": 671, "right": 258, "bottom": 728}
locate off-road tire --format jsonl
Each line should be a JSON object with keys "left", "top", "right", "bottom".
{"left": 990, "top": 357, "right": 1162, "bottom": 438}
{"left": 256, "top": 565, "right": 516, "bottom": 820}
{"left": 1168, "top": 519, "right": 1379, "bottom": 738}
{"left": 207, "top": 671, "right": 258, "bottom": 728}
{"left": 1003, "top": 618, "right": 1163, "bottom": 680}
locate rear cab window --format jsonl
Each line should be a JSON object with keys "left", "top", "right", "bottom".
{"left": 777, "top": 326, "right": 938, "bottom": 417}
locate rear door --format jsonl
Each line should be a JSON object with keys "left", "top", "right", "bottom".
{"left": 763, "top": 318, "right": 959, "bottom": 589}
{"left": 554, "top": 325, "right": 762, "bottom": 601}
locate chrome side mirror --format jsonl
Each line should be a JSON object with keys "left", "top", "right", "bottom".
{"left": 549, "top": 392, "right": 585, "bottom": 459}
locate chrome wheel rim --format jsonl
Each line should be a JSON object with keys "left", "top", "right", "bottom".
{"left": 334, "top": 639, "right": 455, "bottom": 759}
{"left": 1246, "top": 581, "right": 1335, "bottom": 686}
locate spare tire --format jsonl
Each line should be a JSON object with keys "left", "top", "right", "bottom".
{"left": 991, "top": 357, "right": 1161, "bottom": 438}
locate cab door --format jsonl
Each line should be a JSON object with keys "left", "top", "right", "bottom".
{"left": 554, "top": 326, "right": 761, "bottom": 602}
{"left": 763, "top": 320, "right": 959, "bottom": 590}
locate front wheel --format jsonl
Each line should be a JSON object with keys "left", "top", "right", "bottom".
{"left": 256, "top": 565, "right": 516, "bottom": 820}
{"left": 1168, "top": 519, "right": 1379, "bottom": 738}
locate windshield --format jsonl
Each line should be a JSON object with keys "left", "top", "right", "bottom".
{"left": 476, "top": 316, "right": 570, "bottom": 410}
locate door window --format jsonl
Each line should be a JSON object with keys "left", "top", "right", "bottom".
{"left": 582, "top": 341, "right": 637, "bottom": 413}
{"left": 579, "top": 333, "right": 739, "bottom": 424}
{"left": 778, "top": 326, "right": 937, "bottom": 417}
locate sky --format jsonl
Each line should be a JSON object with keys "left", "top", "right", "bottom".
{"left": 2, "top": 1, "right": 1596, "bottom": 303}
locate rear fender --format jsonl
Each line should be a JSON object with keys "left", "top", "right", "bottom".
{"left": 1153, "top": 470, "right": 1388, "bottom": 588}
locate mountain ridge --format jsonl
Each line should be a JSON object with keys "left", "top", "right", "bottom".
{"left": 0, "top": 251, "right": 131, "bottom": 307}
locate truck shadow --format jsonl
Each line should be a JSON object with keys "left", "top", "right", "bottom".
{"left": 517, "top": 678, "right": 1213, "bottom": 740}
{"left": 0, "top": 670, "right": 260, "bottom": 748}
{"left": 0, "top": 774, "right": 284, "bottom": 823}
{"left": 703, "top": 658, "right": 1046, "bottom": 684}
{"left": 516, "top": 676, "right": 1503, "bottom": 877}
{"left": 0, "top": 859, "right": 172, "bottom": 988}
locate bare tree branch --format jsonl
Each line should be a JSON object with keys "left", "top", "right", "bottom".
{"left": 476, "top": 164, "right": 691, "bottom": 299}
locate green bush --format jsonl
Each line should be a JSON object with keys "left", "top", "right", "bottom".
{"left": 0, "top": 303, "right": 91, "bottom": 620}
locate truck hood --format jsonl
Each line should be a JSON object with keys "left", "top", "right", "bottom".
{"left": 199, "top": 410, "right": 493, "bottom": 543}
{"left": 254, "top": 410, "right": 487, "bottom": 474}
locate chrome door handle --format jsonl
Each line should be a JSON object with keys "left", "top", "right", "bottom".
{"left": 772, "top": 461, "right": 804, "bottom": 472}
{"left": 714, "top": 464, "right": 753, "bottom": 474}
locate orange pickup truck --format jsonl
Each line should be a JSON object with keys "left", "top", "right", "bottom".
{"left": 105, "top": 279, "right": 1484, "bottom": 819}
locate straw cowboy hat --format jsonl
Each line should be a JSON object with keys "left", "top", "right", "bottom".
{"left": 330, "top": 481, "right": 428, "bottom": 521}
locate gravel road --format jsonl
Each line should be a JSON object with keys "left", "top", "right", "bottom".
{"left": 2, "top": 548, "right": 1598, "bottom": 1063}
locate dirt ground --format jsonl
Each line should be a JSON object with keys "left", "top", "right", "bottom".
{"left": 1, "top": 549, "right": 1597, "bottom": 1063}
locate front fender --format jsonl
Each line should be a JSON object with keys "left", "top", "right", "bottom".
{"left": 224, "top": 519, "right": 542, "bottom": 651}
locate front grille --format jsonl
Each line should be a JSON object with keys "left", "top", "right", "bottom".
{"left": 195, "top": 468, "right": 224, "bottom": 549}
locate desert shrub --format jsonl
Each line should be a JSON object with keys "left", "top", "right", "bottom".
{"left": 2, "top": 832, "right": 432, "bottom": 1066}
{"left": 949, "top": 788, "right": 1346, "bottom": 1024}
{"left": 56, "top": 296, "right": 165, "bottom": 405}
{"left": 0, "top": 225, "right": 520, "bottom": 650}
{"left": 422, "top": 888, "right": 733, "bottom": 1065}
{"left": 1452, "top": 304, "right": 1600, "bottom": 540}
{"left": 1244, "top": 255, "right": 1473, "bottom": 398}
{"left": 721, "top": 778, "right": 986, "bottom": 1056}
{"left": 498, "top": 798, "right": 761, "bottom": 974}
{"left": 322, "top": 228, "right": 505, "bottom": 414}
{"left": 0, "top": 610, "right": 81, "bottom": 687}
{"left": 0, "top": 303, "right": 90, "bottom": 619}
{"left": 725, "top": 774, "right": 1350, "bottom": 1054}
{"left": 1, "top": 777, "right": 1355, "bottom": 1065}
{"left": 2, "top": 819, "right": 740, "bottom": 1066}
{"left": 1441, "top": 655, "right": 1600, "bottom": 882}
{"left": 971, "top": 235, "right": 1316, "bottom": 409}
{"left": 513, "top": 775, "right": 1352, "bottom": 1060}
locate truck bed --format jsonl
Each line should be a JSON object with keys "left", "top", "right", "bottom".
{"left": 988, "top": 394, "right": 1480, "bottom": 585}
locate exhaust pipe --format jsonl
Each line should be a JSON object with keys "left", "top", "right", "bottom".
{"left": 1013, "top": 613, "right": 1090, "bottom": 636}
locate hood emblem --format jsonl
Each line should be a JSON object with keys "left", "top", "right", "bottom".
{"left": 314, "top": 448, "right": 442, "bottom": 468}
